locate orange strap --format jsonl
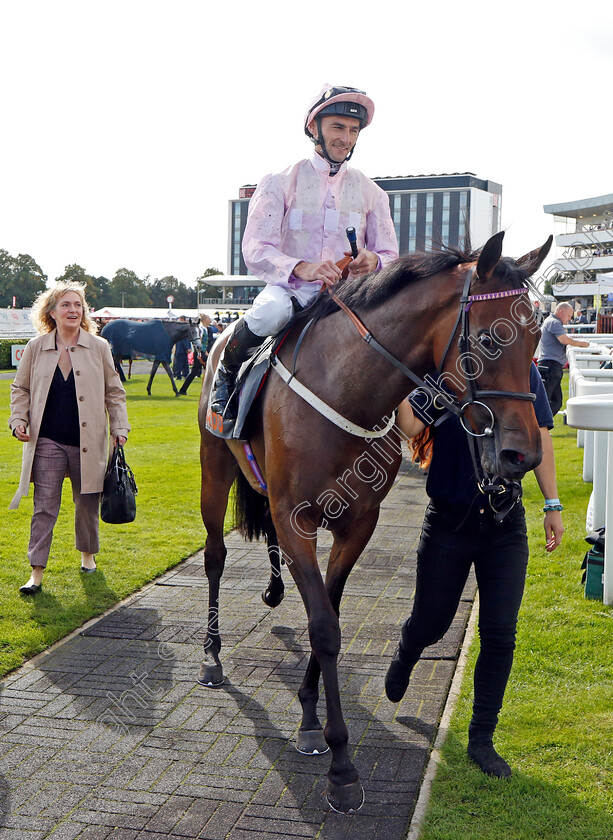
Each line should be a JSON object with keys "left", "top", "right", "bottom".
{"left": 320, "top": 255, "right": 371, "bottom": 339}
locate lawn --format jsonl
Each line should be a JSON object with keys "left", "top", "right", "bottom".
{"left": 418, "top": 372, "right": 613, "bottom": 839}
{"left": 0, "top": 371, "right": 233, "bottom": 676}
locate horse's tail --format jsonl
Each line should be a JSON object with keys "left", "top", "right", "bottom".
{"left": 234, "top": 471, "right": 269, "bottom": 541}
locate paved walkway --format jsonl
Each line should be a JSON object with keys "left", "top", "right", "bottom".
{"left": 0, "top": 456, "right": 476, "bottom": 840}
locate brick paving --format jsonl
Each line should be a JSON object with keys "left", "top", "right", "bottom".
{"left": 0, "top": 456, "right": 476, "bottom": 839}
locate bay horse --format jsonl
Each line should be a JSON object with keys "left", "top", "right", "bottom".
{"left": 197, "top": 231, "right": 552, "bottom": 812}
{"left": 101, "top": 318, "right": 201, "bottom": 395}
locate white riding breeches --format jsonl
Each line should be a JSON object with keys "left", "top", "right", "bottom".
{"left": 244, "top": 283, "right": 321, "bottom": 338}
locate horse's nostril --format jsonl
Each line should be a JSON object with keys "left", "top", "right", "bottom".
{"left": 501, "top": 449, "right": 527, "bottom": 468}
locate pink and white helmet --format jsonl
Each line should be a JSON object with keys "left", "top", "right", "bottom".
{"left": 304, "top": 84, "right": 375, "bottom": 138}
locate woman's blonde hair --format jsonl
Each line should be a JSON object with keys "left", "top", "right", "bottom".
{"left": 30, "top": 281, "right": 98, "bottom": 335}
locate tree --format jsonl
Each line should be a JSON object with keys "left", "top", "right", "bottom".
{"left": 197, "top": 267, "right": 224, "bottom": 302}
{"left": 0, "top": 249, "right": 47, "bottom": 308}
{"left": 147, "top": 275, "right": 196, "bottom": 308}
{"left": 108, "top": 268, "right": 152, "bottom": 307}
{"left": 54, "top": 264, "right": 110, "bottom": 309}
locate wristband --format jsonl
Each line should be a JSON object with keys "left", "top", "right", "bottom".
{"left": 545, "top": 498, "right": 560, "bottom": 506}
{"left": 543, "top": 504, "right": 563, "bottom": 512}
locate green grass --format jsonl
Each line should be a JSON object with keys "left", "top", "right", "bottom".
{"left": 0, "top": 371, "right": 233, "bottom": 676}
{"left": 419, "top": 372, "right": 613, "bottom": 839}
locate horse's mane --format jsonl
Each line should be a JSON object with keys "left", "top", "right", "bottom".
{"left": 292, "top": 239, "right": 537, "bottom": 324}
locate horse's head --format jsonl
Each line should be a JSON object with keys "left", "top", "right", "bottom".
{"left": 187, "top": 318, "right": 203, "bottom": 352}
{"left": 441, "top": 231, "right": 552, "bottom": 481}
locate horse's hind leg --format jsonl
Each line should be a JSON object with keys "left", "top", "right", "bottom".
{"left": 262, "top": 509, "right": 285, "bottom": 608}
{"left": 114, "top": 355, "right": 126, "bottom": 382}
{"left": 198, "top": 434, "right": 237, "bottom": 688}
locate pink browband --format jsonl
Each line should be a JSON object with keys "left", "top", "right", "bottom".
{"left": 464, "top": 288, "right": 528, "bottom": 311}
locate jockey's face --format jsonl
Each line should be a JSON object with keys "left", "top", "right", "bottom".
{"left": 309, "top": 115, "right": 361, "bottom": 163}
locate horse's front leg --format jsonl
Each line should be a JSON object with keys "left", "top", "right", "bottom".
{"left": 276, "top": 523, "right": 364, "bottom": 814}
{"left": 161, "top": 361, "right": 179, "bottom": 395}
{"left": 198, "top": 436, "right": 237, "bottom": 688}
{"left": 297, "top": 508, "right": 380, "bottom": 760}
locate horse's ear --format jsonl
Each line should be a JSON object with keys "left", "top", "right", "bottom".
{"left": 476, "top": 231, "right": 505, "bottom": 283}
{"left": 516, "top": 235, "right": 553, "bottom": 277}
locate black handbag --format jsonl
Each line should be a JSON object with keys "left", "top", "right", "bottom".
{"left": 100, "top": 444, "right": 137, "bottom": 524}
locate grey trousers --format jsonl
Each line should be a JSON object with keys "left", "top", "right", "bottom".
{"left": 28, "top": 437, "right": 100, "bottom": 568}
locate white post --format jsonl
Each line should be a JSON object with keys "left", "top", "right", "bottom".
{"left": 592, "top": 432, "right": 608, "bottom": 529}
{"left": 583, "top": 430, "right": 594, "bottom": 482}
{"left": 605, "top": 433, "right": 613, "bottom": 606}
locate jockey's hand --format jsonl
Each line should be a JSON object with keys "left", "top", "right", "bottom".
{"left": 293, "top": 260, "right": 342, "bottom": 286}
{"left": 346, "top": 248, "right": 379, "bottom": 277}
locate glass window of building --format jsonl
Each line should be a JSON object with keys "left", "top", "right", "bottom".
{"left": 425, "top": 193, "right": 434, "bottom": 250}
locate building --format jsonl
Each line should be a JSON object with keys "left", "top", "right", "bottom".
{"left": 227, "top": 173, "right": 502, "bottom": 279}
{"left": 543, "top": 193, "right": 613, "bottom": 318}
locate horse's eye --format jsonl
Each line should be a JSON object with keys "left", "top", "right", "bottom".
{"left": 478, "top": 332, "right": 494, "bottom": 349}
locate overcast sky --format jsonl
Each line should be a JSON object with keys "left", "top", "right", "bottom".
{"left": 1, "top": 0, "right": 612, "bottom": 288}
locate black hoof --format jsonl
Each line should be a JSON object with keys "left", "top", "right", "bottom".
{"left": 296, "top": 728, "right": 329, "bottom": 755}
{"left": 326, "top": 779, "right": 364, "bottom": 813}
{"left": 262, "top": 587, "right": 285, "bottom": 608}
{"left": 197, "top": 662, "right": 225, "bottom": 688}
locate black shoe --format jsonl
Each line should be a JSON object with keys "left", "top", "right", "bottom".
{"left": 80, "top": 566, "right": 97, "bottom": 574}
{"left": 385, "top": 644, "right": 419, "bottom": 703}
{"left": 467, "top": 740, "right": 512, "bottom": 778}
{"left": 19, "top": 583, "right": 42, "bottom": 595}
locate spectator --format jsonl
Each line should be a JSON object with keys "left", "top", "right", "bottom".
{"left": 537, "top": 302, "right": 591, "bottom": 415}
{"left": 172, "top": 317, "right": 191, "bottom": 381}
{"left": 177, "top": 314, "right": 213, "bottom": 396}
{"left": 9, "top": 281, "right": 130, "bottom": 594}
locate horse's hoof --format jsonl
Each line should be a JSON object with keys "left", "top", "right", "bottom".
{"left": 326, "top": 779, "right": 364, "bottom": 814}
{"left": 197, "top": 662, "right": 225, "bottom": 688}
{"left": 262, "top": 587, "right": 285, "bottom": 609}
{"left": 296, "top": 728, "right": 329, "bottom": 755}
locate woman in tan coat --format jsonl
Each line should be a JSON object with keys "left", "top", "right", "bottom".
{"left": 9, "top": 281, "right": 130, "bottom": 594}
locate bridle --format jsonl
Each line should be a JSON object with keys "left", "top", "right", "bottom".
{"left": 323, "top": 265, "right": 535, "bottom": 426}
{"left": 323, "top": 265, "right": 537, "bottom": 520}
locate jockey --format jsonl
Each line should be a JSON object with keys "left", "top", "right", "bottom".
{"left": 209, "top": 83, "right": 399, "bottom": 422}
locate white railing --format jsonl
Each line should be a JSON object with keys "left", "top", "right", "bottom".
{"left": 565, "top": 340, "right": 613, "bottom": 605}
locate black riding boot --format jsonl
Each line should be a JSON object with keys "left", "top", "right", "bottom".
{"left": 209, "top": 321, "right": 265, "bottom": 421}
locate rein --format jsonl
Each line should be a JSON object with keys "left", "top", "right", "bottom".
{"left": 316, "top": 267, "right": 535, "bottom": 520}
{"left": 324, "top": 267, "right": 536, "bottom": 425}
{"left": 271, "top": 264, "right": 536, "bottom": 519}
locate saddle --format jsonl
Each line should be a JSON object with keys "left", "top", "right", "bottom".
{"left": 205, "top": 336, "right": 277, "bottom": 440}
